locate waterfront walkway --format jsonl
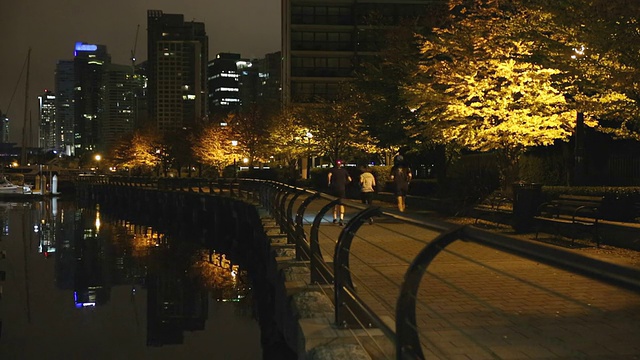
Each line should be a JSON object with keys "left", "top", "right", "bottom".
{"left": 273, "top": 188, "right": 640, "bottom": 359}
{"left": 82, "top": 177, "right": 640, "bottom": 359}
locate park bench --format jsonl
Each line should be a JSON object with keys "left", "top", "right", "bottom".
{"left": 534, "top": 194, "right": 603, "bottom": 246}
{"left": 473, "top": 192, "right": 513, "bottom": 228}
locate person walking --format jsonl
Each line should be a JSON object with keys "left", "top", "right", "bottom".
{"left": 327, "top": 161, "right": 351, "bottom": 226}
{"left": 390, "top": 155, "right": 412, "bottom": 212}
{"left": 359, "top": 166, "right": 376, "bottom": 224}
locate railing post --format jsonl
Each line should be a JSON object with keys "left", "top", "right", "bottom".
{"left": 310, "top": 199, "right": 340, "bottom": 285}
{"left": 334, "top": 207, "right": 382, "bottom": 328}
{"left": 266, "top": 181, "right": 277, "bottom": 210}
{"left": 286, "top": 190, "right": 305, "bottom": 244}
{"left": 295, "top": 193, "right": 321, "bottom": 261}
{"left": 277, "top": 187, "right": 294, "bottom": 234}
{"left": 396, "top": 226, "right": 464, "bottom": 360}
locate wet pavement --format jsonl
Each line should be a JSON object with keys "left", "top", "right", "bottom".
{"left": 289, "top": 193, "right": 640, "bottom": 359}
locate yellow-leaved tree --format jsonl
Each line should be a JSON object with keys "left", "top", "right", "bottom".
{"left": 405, "top": 0, "right": 634, "bottom": 189}
{"left": 440, "top": 58, "right": 578, "bottom": 186}
{"left": 192, "top": 122, "right": 241, "bottom": 177}
{"left": 111, "top": 130, "right": 161, "bottom": 175}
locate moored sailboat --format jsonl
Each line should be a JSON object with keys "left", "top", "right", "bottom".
{"left": 0, "top": 176, "right": 33, "bottom": 197}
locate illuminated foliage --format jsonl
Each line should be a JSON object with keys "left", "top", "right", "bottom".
{"left": 111, "top": 130, "right": 161, "bottom": 173}
{"left": 268, "top": 108, "right": 314, "bottom": 169}
{"left": 192, "top": 122, "right": 241, "bottom": 176}
{"left": 225, "top": 104, "right": 274, "bottom": 167}
{"left": 405, "top": 0, "right": 636, "bottom": 186}
{"left": 298, "top": 97, "right": 376, "bottom": 165}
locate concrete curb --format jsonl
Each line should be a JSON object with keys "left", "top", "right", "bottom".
{"left": 257, "top": 207, "right": 375, "bottom": 360}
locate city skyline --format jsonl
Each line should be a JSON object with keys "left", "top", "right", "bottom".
{"left": 0, "top": 0, "right": 281, "bottom": 146}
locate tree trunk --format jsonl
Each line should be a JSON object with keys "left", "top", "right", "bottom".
{"left": 499, "top": 147, "right": 522, "bottom": 195}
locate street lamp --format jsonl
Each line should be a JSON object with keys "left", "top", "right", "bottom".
{"left": 231, "top": 140, "right": 238, "bottom": 178}
{"left": 94, "top": 154, "right": 102, "bottom": 172}
{"left": 570, "top": 45, "right": 586, "bottom": 185}
{"left": 304, "top": 131, "right": 313, "bottom": 179}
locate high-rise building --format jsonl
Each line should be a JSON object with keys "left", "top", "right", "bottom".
{"left": 56, "top": 48, "right": 143, "bottom": 156}
{"left": 282, "top": 0, "right": 436, "bottom": 105}
{"left": 207, "top": 53, "right": 243, "bottom": 115}
{"left": 261, "top": 52, "right": 283, "bottom": 105}
{"left": 38, "top": 89, "right": 57, "bottom": 150}
{"left": 101, "top": 63, "right": 142, "bottom": 151}
{"left": 207, "top": 52, "right": 282, "bottom": 116}
{"left": 55, "top": 60, "right": 75, "bottom": 155}
{"left": 132, "top": 61, "right": 149, "bottom": 129}
{"left": 147, "top": 10, "right": 208, "bottom": 133}
{"left": 73, "top": 42, "right": 111, "bottom": 154}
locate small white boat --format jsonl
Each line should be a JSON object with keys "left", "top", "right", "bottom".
{"left": 0, "top": 176, "right": 33, "bottom": 195}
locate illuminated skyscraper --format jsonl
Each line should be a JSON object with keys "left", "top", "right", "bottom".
{"left": 147, "top": 10, "right": 208, "bottom": 133}
{"left": 207, "top": 52, "right": 282, "bottom": 116}
{"left": 207, "top": 53, "right": 242, "bottom": 115}
{"left": 55, "top": 60, "right": 75, "bottom": 155}
{"left": 260, "top": 52, "right": 282, "bottom": 106}
{"left": 101, "top": 63, "right": 142, "bottom": 151}
{"left": 73, "top": 42, "right": 111, "bottom": 154}
{"left": 38, "top": 89, "right": 57, "bottom": 149}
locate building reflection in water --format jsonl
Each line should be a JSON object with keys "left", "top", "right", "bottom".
{"left": 1, "top": 198, "right": 254, "bottom": 348}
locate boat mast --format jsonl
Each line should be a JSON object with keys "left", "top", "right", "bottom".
{"left": 21, "top": 48, "right": 31, "bottom": 166}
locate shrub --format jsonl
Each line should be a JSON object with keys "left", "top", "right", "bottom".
{"left": 520, "top": 150, "right": 568, "bottom": 185}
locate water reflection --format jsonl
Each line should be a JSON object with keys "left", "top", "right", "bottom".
{"left": 0, "top": 198, "right": 261, "bottom": 359}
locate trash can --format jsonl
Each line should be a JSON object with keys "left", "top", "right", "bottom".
{"left": 511, "top": 182, "right": 542, "bottom": 233}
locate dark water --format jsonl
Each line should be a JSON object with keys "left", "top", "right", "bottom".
{"left": 0, "top": 197, "right": 266, "bottom": 359}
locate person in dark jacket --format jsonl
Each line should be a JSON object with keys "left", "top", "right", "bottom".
{"left": 327, "top": 161, "right": 351, "bottom": 225}
{"left": 390, "top": 155, "right": 412, "bottom": 212}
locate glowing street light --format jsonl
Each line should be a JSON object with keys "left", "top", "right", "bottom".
{"left": 94, "top": 154, "right": 102, "bottom": 172}
{"left": 570, "top": 44, "right": 586, "bottom": 185}
{"left": 231, "top": 140, "right": 238, "bottom": 177}
{"left": 303, "top": 130, "right": 313, "bottom": 179}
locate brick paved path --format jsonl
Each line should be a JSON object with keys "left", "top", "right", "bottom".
{"left": 296, "top": 196, "right": 640, "bottom": 359}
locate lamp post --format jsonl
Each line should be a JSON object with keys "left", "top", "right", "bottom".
{"left": 231, "top": 140, "right": 238, "bottom": 178}
{"left": 305, "top": 131, "right": 313, "bottom": 179}
{"left": 155, "top": 148, "right": 162, "bottom": 177}
{"left": 94, "top": 154, "right": 101, "bottom": 173}
{"left": 571, "top": 45, "right": 586, "bottom": 185}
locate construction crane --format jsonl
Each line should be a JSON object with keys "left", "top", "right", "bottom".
{"left": 131, "top": 24, "right": 140, "bottom": 70}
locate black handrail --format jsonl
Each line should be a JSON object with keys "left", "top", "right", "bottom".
{"left": 396, "top": 226, "right": 464, "bottom": 359}
{"left": 295, "top": 192, "right": 321, "bottom": 261}
{"left": 335, "top": 206, "right": 383, "bottom": 329}
{"left": 310, "top": 199, "right": 340, "bottom": 285}
{"left": 286, "top": 190, "right": 306, "bottom": 244}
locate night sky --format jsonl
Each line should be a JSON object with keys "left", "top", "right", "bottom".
{"left": 0, "top": 0, "right": 281, "bottom": 146}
